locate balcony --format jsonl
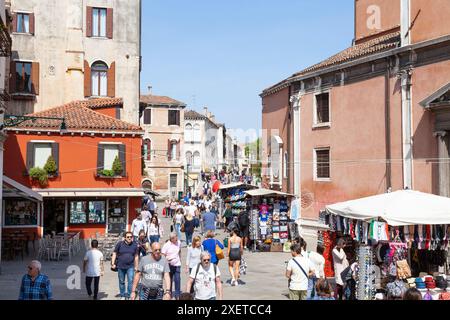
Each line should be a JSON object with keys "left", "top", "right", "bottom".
{"left": 0, "top": 15, "right": 12, "bottom": 57}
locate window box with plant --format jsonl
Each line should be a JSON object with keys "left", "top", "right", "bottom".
{"left": 28, "top": 155, "right": 59, "bottom": 187}
{"left": 98, "top": 155, "right": 123, "bottom": 178}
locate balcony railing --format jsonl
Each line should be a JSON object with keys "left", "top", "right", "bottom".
{"left": 0, "top": 15, "right": 12, "bottom": 57}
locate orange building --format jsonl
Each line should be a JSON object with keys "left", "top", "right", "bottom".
{"left": 261, "top": 0, "right": 450, "bottom": 246}
{"left": 3, "top": 98, "right": 144, "bottom": 239}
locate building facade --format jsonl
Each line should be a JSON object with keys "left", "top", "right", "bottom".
{"left": 6, "top": 0, "right": 141, "bottom": 124}
{"left": 3, "top": 98, "right": 144, "bottom": 239}
{"left": 140, "top": 95, "right": 185, "bottom": 199}
{"left": 261, "top": 0, "right": 450, "bottom": 246}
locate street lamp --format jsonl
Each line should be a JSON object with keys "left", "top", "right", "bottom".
{"left": 186, "top": 164, "right": 192, "bottom": 195}
{"left": 0, "top": 114, "right": 67, "bottom": 132}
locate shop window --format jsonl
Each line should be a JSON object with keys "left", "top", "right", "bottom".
{"left": 314, "top": 148, "right": 330, "bottom": 180}
{"left": 4, "top": 199, "right": 38, "bottom": 226}
{"left": 168, "top": 110, "right": 180, "bottom": 126}
{"left": 91, "top": 61, "right": 108, "bottom": 97}
{"left": 69, "top": 200, "right": 106, "bottom": 224}
{"left": 107, "top": 199, "right": 126, "bottom": 234}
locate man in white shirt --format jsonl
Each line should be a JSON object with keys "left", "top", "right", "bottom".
{"left": 286, "top": 243, "right": 315, "bottom": 300}
{"left": 186, "top": 251, "right": 223, "bottom": 300}
{"left": 131, "top": 214, "right": 147, "bottom": 241}
{"left": 302, "top": 241, "right": 325, "bottom": 298}
{"left": 187, "top": 201, "right": 198, "bottom": 217}
{"left": 83, "top": 240, "right": 104, "bottom": 300}
{"left": 141, "top": 206, "right": 151, "bottom": 225}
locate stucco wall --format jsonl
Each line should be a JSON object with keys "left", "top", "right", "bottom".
{"left": 410, "top": 0, "right": 450, "bottom": 44}
{"left": 354, "top": 0, "right": 400, "bottom": 41}
{"left": 9, "top": 0, "right": 140, "bottom": 124}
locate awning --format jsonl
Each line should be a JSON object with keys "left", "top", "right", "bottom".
{"left": 326, "top": 190, "right": 450, "bottom": 226}
{"left": 218, "top": 182, "right": 258, "bottom": 190}
{"left": 245, "top": 188, "right": 295, "bottom": 198}
{"left": 36, "top": 188, "right": 146, "bottom": 198}
{"left": 3, "top": 176, "right": 43, "bottom": 202}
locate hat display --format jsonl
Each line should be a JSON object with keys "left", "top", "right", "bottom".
{"left": 415, "top": 278, "right": 426, "bottom": 289}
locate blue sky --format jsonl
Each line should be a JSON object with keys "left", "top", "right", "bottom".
{"left": 141, "top": 0, "right": 354, "bottom": 140}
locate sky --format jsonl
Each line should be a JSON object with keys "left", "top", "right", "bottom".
{"left": 141, "top": 0, "right": 355, "bottom": 142}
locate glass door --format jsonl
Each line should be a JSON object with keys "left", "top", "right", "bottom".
{"left": 107, "top": 199, "right": 127, "bottom": 235}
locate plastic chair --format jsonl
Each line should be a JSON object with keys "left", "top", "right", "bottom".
{"left": 56, "top": 238, "right": 72, "bottom": 261}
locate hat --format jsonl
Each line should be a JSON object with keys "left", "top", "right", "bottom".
{"left": 436, "top": 279, "right": 447, "bottom": 290}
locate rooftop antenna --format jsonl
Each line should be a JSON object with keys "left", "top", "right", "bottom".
{"left": 147, "top": 85, "right": 152, "bottom": 94}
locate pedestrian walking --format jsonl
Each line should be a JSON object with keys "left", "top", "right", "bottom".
{"left": 202, "top": 230, "right": 224, "bottom": 266}
{"left": 170, "top": 199, "right": 177, "bottom": 218}
{"left": 111, "top": 232, "right": 139, "bottom": 300}
{"left": 137, "top": 230, "right": 150, "bottom": 257}
{"left": 186, "top": 251, "right": 223, "bottom": 300}
{"left": 185, "top": 236, "right": 203, "bottom": 275}
{"left": 228, "top": 229, "right": 243, "bottom": 286}
{"left": 301, "top": 240, "right": 325, "bottom": 299}
{"left": 131, "top": 214, "right": 147, "bottom": 241}
{"left": 130, "top": 242, "right": 172, "bottom": 301}
{"left": 148, "top": 196, "right": 156, "bottom": 216}
{"left": 223, "top": 204, "right": 233, "bottom": 229}
{"left": 83, "top": 239, "right": 104, "bottom": 300}
{"left": 148, "top": 216, "right": 164, "bottom": 244}
{"left": 19, "top": 260, "right": 52, "bottom": 300}
{"left": 184, "top": 213, "right": 196, "bottom": 246}
{"left": 286, "top": 243, "right": 315, "bottom": 300}
{"left": 161, "top": 233, "right": 182, "bottom": 300}
{"left": 332, "top": 238, "right": 349, "bottom": 300}
{"left": 202, "top": 207, "right": 217, "bottom": 233}
{"left": 164, "top": 199, "right": 170, "bottom": 218}
{"left": 238, "top": 210, "right": 250, "bottom": 250}
{"left": 173, "top": 208, "right": 185, "bottom": 241}
{"left": 141, "top": 205, "right": 152, "bottom": 225}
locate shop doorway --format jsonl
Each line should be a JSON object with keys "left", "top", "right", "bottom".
{"left": 43, "top": 199, "right": 66, "bottom": 236}
{"left": 107, "top": 199, "right": 127, "bottom": 235}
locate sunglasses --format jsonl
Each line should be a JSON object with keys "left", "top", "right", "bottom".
{"left": 202, "top": 259, "right": 210, "bottom": 262}
{"left": 125, "top": 236, "right": 133, "bottom": 239}
{"left": 153, "top": 249, "right": 161, "bottom": 252}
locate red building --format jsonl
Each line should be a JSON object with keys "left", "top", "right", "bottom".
{"left": 3, "top": 98, "right": 144, "bottom": 239}
{"left": 261, "top": 0, "right": 450, "bottom": 245}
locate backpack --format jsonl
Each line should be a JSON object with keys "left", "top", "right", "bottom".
{"left": 238, "top": 213, "right": 249, "bottom": 227}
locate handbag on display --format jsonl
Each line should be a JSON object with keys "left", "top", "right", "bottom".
{"left": 396, "top": 259, "right": 411, "bottom": 279}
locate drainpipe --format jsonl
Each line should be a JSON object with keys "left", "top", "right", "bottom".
{"left": 401, "top": 0, "right": 411, "bottom": 47}
{"left": 400, "top": 69, "right": 413, "bottom": 189}
{"left": 385, "top": 59, "right": 392, "bottom": 190}
{"left": 290, "top": 89, "right": 302, "bottom": 235}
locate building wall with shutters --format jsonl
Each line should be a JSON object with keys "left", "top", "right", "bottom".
{"left": 141, "top": 104, "right": 185, "bottom": 199}
{"left": 3, "top": 131, "right": 143, "bottom": 189}
{"left": 7, "top": 0, "right": 141, "bottom": 125}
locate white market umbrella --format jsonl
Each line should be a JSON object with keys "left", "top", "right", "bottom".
{"left": 325, "top": 190, "right": 450, "bottom": 226}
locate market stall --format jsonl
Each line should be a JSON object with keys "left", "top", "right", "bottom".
{"left": 324, "top": 190, "right": 450, "bottom": 300}
{"left": 244, "top": 188, "right": 298, "bottom": 253}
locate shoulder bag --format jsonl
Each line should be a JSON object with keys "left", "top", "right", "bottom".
{"left": 215, "top": 240, "right": 225, "bottom": 260}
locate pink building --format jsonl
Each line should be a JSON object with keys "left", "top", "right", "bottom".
{"left": 261, "top": 0, "right": 450, "bottom": 244}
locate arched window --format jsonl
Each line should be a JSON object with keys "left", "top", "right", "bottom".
{"left": 185, "top": 123, "right": 193, "bottom": 142}
{"left": 186, "top": 152, "right": 193, "bottom": 166}
{"left": 91, "top": 61, "right": 108, "bottom": 96}
{"left": 193, "top": 124, "right": 201, "bottom": 142}
{"left": 143, "top": 139, "right": 151, "bottom": 161}
{"left": 193, "top": 151, "right": 201, "bottom": 168}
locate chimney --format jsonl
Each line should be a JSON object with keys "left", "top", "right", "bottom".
{"left": 400, "top": 0, "right": 411, "bottom": 47}
{"left": 147, "top": 85, "right": 152, "bottom": 94}
{"left": 204, "top": 106, "right": 208, "bottom": 116}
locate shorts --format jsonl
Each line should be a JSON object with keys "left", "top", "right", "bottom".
{"left": 289, "top": 289, "right": 307, "bottom": 300}
{"left": 240, "top": 225, "right": 249, "bottom": 238}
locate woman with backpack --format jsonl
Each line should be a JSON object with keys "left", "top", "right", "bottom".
{"left": 148, "top": 216, "right": 164, "bottom": 244}
{"left": 228, "top": 229, "right": 243, "bottom": 286}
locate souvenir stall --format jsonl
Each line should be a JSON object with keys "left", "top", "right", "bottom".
{"left": 325, "top": 190, "right": 450, "bottom": 300}
{"left": 217, "top": 183, "right": 257, "bottom": 217}
{"left": 244, "top": 189, "right": 296, "bottom": 253}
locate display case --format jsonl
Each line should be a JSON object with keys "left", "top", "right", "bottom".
{"left": 4, "top": 199, "right": 38, "bottom": 226}
{"left": 69, "top": 200, "right": 106, "bottom": 224}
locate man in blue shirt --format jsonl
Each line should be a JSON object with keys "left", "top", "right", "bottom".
{"left": 19, "top": 260, "right": 52, "bottom": 300}
{"left": 111, "top": 232, "right": 139, "bottom": 300}
{"left": 202, "top": 207, "right": 217, "bottom": 232}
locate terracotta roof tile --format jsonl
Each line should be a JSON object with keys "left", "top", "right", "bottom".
{"left": 184, "top": 110, "right": 207, "bottom": 120}
{"left": 7, "top": 101, "right": 143, "bottom": 133}
{"left": 77, "top": 98, "right": 123, "bottom": 109}
{"left": 140, "top": 95, "right": 185, "bottom": 106}
{"left": 262, "top": 31, "right": 400, "bottom": 95}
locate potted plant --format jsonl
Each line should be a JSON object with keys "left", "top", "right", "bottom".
{"left": 112, "top": 155, "right": 123, "bottom": 176}
{"left": 29, "top": 167, "right": 48, "bottom": 186}
{"left": 44, "top": 155, "right": 58, "bottom": 177}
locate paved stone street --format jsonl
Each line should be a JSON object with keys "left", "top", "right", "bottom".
{"left": 0, "top": 211, "right": 292, "bottom": 300}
